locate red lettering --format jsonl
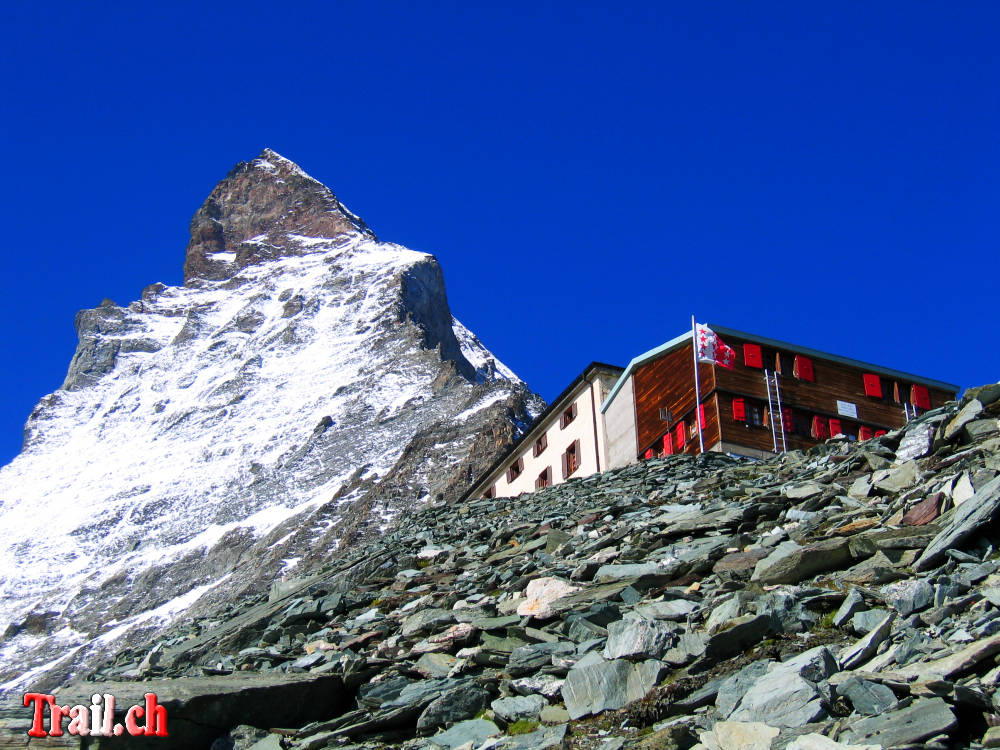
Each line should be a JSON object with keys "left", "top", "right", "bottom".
{"left": 125, "top": 704, "right": 144, "bottom": 736}
{"left": 143, "top": 693, "right": 168, "bottom": 736}
{"left": 49, "top": 702, "right": 70, "bottom": 737}
{"left": 23, "top": 693, "right": 51, "bottom": 738}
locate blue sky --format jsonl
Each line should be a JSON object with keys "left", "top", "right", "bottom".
{"left": 1, "top": 1, "right": 997, "bottom": 465}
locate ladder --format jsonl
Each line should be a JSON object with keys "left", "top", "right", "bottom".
{"left": 764, "top": 369, "right": 788, "bottom": 453}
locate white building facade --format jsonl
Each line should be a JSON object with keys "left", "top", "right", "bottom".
{"left": 462, "top": 363, "right": 623, "bottom": 500}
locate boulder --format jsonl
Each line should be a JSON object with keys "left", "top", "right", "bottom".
{"left": 561, "top": 652, "right": 665, "bottom": 719}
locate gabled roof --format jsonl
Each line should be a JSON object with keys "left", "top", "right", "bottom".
{"left": 458, "top": 362, "right": 622, "bottom": 503}
{"left": 601, "top": 324, "right": 960, "bottom": 413}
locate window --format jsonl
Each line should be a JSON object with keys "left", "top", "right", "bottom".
{"left": 858, "top": 425, "right": 873, "bottom": 441}
{"left": 732, "top": 397, "right": 746, "bottom": 422}
{"left": 911, "top": 385, "right": 931, "bottom": 410}
{"left": 891, "top": 381, "right": 902, "bottom": 403}
{"left": 506, "top": 457, "right": 524, "bottom": 483}
{"left": 483, "top": 485, "right": 496, "bottom": 499}
{"left": 533, "top": 434, "right": 548, "bottom": 457}
{"left": 748, "top": 404, "right": 764, "bottom": 427}
{"left": 862, "top": 373, "right": 882, "bottom": 398}
{"left": 775, "top": 352, "right": 792, "bottom": 375}
{"left": 811, "top": 415, "right": 829, "bottom": 439}
{"left": 560, "top": 403, "right": 578, "bottom": 429}
{"left": 829, "top": 418, "right": 842, "bottom": 436}
{"left": 662, "top": 432, "right": 674, "bottom": 455}
{"left": 793, "top": 355, "right": 814, "bottom": 382}
{"left": 561, "top": 440, "right": 581, "bottom": 478}
{"left": 782, "top": 408, "right": 793, "bottom": 433}
{"left": 535, "top": 467, "right": 552, "bottom": 489}
{"left": 743, "top": 343, "right": 763, "bottom": 368}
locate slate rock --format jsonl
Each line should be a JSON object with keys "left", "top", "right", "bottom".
{"left": 696, "top": 720, "right": 779, "bottom": 750}
{"left": 851, "top": 608, "right": 891, "bottom": 635}
{"left": 726, "top": 647, "right": 838, "bottom": 728}
{"left": 417, "top": 684, "right": 490, "bottom": 730}
{"left": 511, "top": 674, "right": 564, "bottom": 698}
{"left": 427, "top": 718, "right": 501, "bottom": 749}
{"left": 836, "top": 675, "right": 897, "bottom": 716}
{"left": 842, "top": 697, "right": 956, "bottom": 747}
{"left": 602, "top": 617, "right": 674, "bottom": 660}
{"left": 717, "top": 660, "right": 773, "bottom": 717}
{"left": 882, "top": 578, "right": 934, "bottom": 616}
{"left": 916, "top": 475, "right": 1000, "bottom": 571}
{"left": 751, "top": 538, "right": 852, "bottom": 585}
{"left": 402, "top": 608, "right": 456, "bottom": 638}
{"left": 832, "top": 588, "right": 867, "bottom": 628}
{"left": 704, "top": 613, "right": 772, "bottom": 660}
{"left": 490, "top": 694, "right": 547, "bottom": 724}
{"left": 415, "top": 652, "right": 458, "bottom": 679}
{"left": 561, "top": 651, "right": 665, "bottom": 719}
{"left": 517, "top": 577, "right": 580, "bottom": 619}
{"left": 480, "top": 723, "right": 567, "bottom": 750}
{"left": 508, "top": 641, "right": 575, "bottom": 676}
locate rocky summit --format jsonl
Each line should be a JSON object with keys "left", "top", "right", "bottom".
{"left": 0, "top": 150, "right": 541, "bottom": 695}
{"left": 3, "top": 383, "right": 998, "bottom": 749}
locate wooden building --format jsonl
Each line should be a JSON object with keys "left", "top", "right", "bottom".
{"left": 602, "top": 325, "right": 960, "bottom": 463}
{"left": 461, "top": 363, "right": 623, "bottom": 501}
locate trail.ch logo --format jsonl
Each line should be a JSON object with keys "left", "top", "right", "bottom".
{"left": 23, "top": 692, "right": 168, "bottom": 738}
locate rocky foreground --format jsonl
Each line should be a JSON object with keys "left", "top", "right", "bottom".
{"left": 6, "top": 383, "right": 1000, "bottom": 749}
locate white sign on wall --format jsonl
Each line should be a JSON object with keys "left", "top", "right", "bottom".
{"left": 837, "top": 400, "right": 858, "bottom": 419}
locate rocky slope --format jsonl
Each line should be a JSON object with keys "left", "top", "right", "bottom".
{"left": 0, "top": 150, "right": 541, "bottom": 694}
{"left": 12, "top": 382, "right": 999, "bottom": 749}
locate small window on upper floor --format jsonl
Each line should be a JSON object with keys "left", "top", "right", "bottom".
{"left": 561, "top": 440, "right": 581, "bottom": 478}
{"left": 483, "top": 485, "right": 496, "bottom": 499}
{"left": 533, "top": 434, "right": 548, "bottom": 457}
{"left": 560, "top": 402, "right": 578, "bottom": 429}
{"left": 506, "top": 456, "right": 524, "bottom": 483}
{"left": 793, "top": 355, "right": 814, "bottom": 382}
{"left": 535, "top": 467, "right": 552, "bottom": 489}
{"left": 743, "top": 343, "right": 763, "bottom": 368}
{"left": 863, "top": 373, "right": 882, "bottom": 398}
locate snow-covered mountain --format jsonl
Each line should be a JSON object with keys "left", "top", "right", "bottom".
{"left": 0, "top": 150, "right": 541, "bottom": 692}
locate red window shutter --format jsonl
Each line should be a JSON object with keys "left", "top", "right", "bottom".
{"left": 782, "top": 408, "right": 793, "bottom": 432}
{"left": 698, "top": 404, "right": 706, "bottom": 429}
{"left": 874, "top": 429, "right": 887, "bottom": 437}
{"left": 662, "top": 432, "right": 673, "bottom": 455}
{"left": 561, "top": 451, "right": 569, "bottom": 479}
{"left": 732, "top": 397, "right": 746, "bottom": 422}
{"left": 892, "top": 382, "right": 901, "bottom": 403}
{"left": 643, "top": 448, "right": 654, "bottom": 460}
{"left": 829, "top": 418, "right": 842, "bottom": 436}
{"left": 811, "top": 415, "right": 829, "bottom": 439}
{"left": 794, "top": 355, "right": 814, "bottom": 381}
{"left": 743, "top": 343, "right": 763, "bottom": 368}
{"left": 859, "top": 425, "right": 873, "bottom": 441}
{"left": 862, "top": 373, "right": 882, "bottom": 398}
{"left": 911, "top": 384, "right": 931, "bottom": 410}
{"left": 675, "top": 422, "right": 686, "bottom": 449}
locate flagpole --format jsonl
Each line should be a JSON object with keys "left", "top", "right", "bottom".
{"left": 691, "top": 315, "right": 705, "bottom": 454}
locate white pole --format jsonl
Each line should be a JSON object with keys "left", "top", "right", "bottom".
{"left": 691, "top": 315, "right": 705, "bottom": 454}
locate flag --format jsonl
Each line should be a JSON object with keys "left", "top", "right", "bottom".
{"left": 695, "top": 324, "right": 735, "bottom": 369}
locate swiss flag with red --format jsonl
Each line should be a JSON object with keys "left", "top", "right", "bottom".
{"left": 695, "top": 324, "right": 735, "bottom": 369}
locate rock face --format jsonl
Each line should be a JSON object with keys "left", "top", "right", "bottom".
{"left": 0, "top": 150, "right": 542, "bottom": 692}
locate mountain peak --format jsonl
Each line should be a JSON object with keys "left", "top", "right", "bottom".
{"left": 183, "top": 150, "right": 375, "bottom": 284}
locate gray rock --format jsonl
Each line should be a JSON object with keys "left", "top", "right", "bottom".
{"left": 602, "top": 617, "right": 674, "bottom": 660}
{"left": 415, "top": 652, "right": 459, "bottom": 679}
{"left": 418, "top": 684, "right": 490, "bottom": 730}
{"left": 427, "top": 718, "right": 501, "bottom": 749}
{"left": 832, "top": 588, "right": 867, "bottom": 628}
{"left": 851, "top": 608, "right": 891, "bottom": 635}
{"left": 561, "top": 651, "right": 665, "bottom": 719}
{"left": 593, "top": 563, "right": 664, "bottom": 583}
{"left": 916, "top": 475, "right": 1000, "bottom": 571}
{"left": 662, "top": 631, "right": 706, "bottom": 666}
{"left": 490, "top": 694, "right": 547, "bottom": 723}
{"left": 784, "top": 481, "right": 826, "bottom": 500}
{"left": 401, "top": 608, "right": 456, "bottom": 637}
{"left": 480, "top": 723, "right": 567, "bottom": 750}
{"left": 726, "top": 647, "right": 838, "bottom": 727}
{"left": 842, "top": 697, "right": 956, "bottom": 747}
{"left": 511, "top": 674, "right": 565, "bottom": 698}
{"left": 751, "top": 538, "right": 852, "bottom": 585}
{"left": 508, "top": 641, "right": 575, "bottom": 676}
{"left": 882, "top": 578, "right": 934, "bottom": 615}
{"left": 839, "top": 611, "right": 894, "bottom": 670}
{"left": 704, "top": 613, "right": 772, "bottom": 660}
{"left": 836, "top": 676, "right": 896, "bottom": 716}
{"left": 896, "top": 426, "right": 936, "bottom": 462}
{"left": 717, "top": 660, "right": 773, "bottom": 717}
